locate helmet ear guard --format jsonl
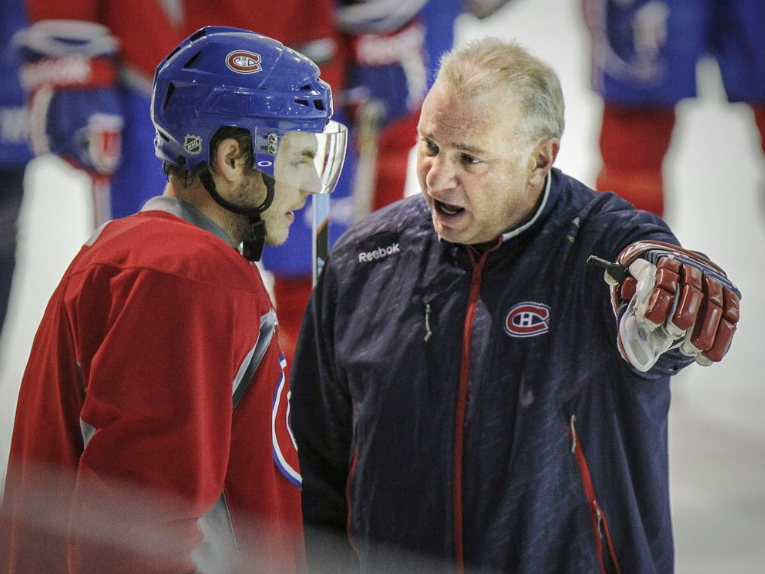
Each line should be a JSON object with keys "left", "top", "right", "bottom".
{"left": 151, "top": 26, "right": 347, "bottom": 261}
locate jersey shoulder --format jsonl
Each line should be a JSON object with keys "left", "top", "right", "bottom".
{"left": 73, "top": 211, "right": 263, "bottom": 294}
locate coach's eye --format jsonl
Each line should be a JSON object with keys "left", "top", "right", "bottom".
{"left": 421, "top": 138, "right": 438, "bottom": 156}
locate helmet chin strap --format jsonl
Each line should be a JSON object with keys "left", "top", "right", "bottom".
{"left": 199, "top": 168, "right": 276, "bottom": 262}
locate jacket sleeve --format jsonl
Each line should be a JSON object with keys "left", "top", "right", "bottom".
{"left": 67, "top": 268, "right": 239, "bottom": 574}
{"left": 290, "top": 257, "right": 358, "bottom": 572}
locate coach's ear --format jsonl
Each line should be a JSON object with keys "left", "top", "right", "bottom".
{"left": 527, "top": 137, "right": 559, "bottom": 188}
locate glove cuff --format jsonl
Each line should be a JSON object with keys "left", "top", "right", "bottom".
{"left": 614, "top": 240, "right": 740, "bottom": 298}
{"left": 20, "top": 56, "right": 117, "bottom": 92}
{"left": 13, "top": 19, "right": 119, "bottom": 58}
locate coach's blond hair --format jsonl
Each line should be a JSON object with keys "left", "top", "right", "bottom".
{"left": 437, "top": 38, "right": 565, "bottom": 145}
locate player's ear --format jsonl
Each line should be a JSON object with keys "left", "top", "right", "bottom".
{"left": 214, "top": 137, "right": 245, "bottom": 183}
{"left": 527, "top": 137, "right": 559, "bottom": 187}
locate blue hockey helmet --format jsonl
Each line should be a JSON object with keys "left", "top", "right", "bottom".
{"left": 151, "top": 26, "right": 347, "bottom": 196}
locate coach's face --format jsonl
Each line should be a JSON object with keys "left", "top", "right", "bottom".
{"left": 416, "top": 79, "right": 554, "bottom": 245}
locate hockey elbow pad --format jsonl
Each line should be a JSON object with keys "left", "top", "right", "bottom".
{"left": 13, "top": 20, "right": 123, "bottom": 176}
{"left": 595, "top": 240, "right": 741, "bottom": 372}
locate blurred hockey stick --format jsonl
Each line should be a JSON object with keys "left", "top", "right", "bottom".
{"left": 312, "top": 99, "right": 385, "bottom": 285}
{"left": 351, "top": 99, "right": 386, "bottom": 223}
{"left": 91, "top": 174, "right": 112, "bottom": 228}
{"left": 312, "top": 193, "right": 330, "bottom": 286}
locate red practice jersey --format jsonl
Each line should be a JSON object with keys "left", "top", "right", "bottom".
{"left": 0, "top": 197, "right": 303, "bottom": 574}
{"left": 25, "top": 0, "right": 346, "bottom": 90}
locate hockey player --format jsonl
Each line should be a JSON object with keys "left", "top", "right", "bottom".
{"left": 291, "top": 38, "right": 741, "bottom": 574}
{"left": 0, "top": 27, "right": 347, "bottom": 574}
{"left": 584, "top": 0, "right": 765, "bottom": 216}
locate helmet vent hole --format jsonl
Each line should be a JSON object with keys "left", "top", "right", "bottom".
{"left": 183, "top": 51, "right": 202, "bottom": 69}
{"left": 189, "top": 29, "right": 207, "bottom": 43}
{"left": 295, "top": 99, "right": 309, "bottom": 106}
{"left": 300, "top": 84, "right": 313, "bottom": 91}
{"left": 313, "top": 100, "right": 325, "bottom": 111}
{"left": 162, "top": 83, "right": 176, "bottom": 110}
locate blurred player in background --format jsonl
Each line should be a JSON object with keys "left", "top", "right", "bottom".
{"left": 269, "top": 0, "right": 513, "bottom": 366}
{"left": 584, "top": 0, "right": 765, "bottom": 217}
{"left": 0, "top": 0, "right": 32, "bottom": 342}
{"left": 0, "top": 26, "right": 347, "bottom": 573}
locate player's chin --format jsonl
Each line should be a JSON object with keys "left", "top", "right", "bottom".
{"left": 265, "top": 213, "right": 295, "bottom": 246}
{"left": 265, "top": 226, "right": 290, "bottom": 246}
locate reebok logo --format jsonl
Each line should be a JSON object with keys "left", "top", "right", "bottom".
{"left": 358, "top": 242, "right": 400, "bottom": 263}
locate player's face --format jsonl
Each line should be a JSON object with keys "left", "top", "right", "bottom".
{"left": 263, "top": 131, "right": 321, "bottom": 245}
{"left": 416, "top": 80, "right": 540, "bottom": 245}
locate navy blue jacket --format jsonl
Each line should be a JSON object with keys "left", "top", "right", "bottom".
{"left": 291, "top": 169, "right": 693, "bottom": 574}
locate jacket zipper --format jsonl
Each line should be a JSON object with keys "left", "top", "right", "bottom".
{"left": 453, "top": 241, "right": 502, "bottom": 574}
{"left": 346, "top": 447, "right": 359, "bottom": 553}
{"left": 568, "top": 415, "right": 623, "bottom": 574}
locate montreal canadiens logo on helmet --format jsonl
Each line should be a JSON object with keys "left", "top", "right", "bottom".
{"left": 226, "top": 50, "right": 262, "bottom": 74}
{"left": 504, "top": 302, "right": 551, "bottom": 338}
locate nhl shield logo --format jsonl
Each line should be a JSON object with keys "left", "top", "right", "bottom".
{"left": 504, "top": 302, "right": 551, "bottom": 338}
{"left": 183, "top": 134, "right": 203, "bottom": 155}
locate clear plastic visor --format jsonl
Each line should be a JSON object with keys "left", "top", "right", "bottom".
{"left": 253, "top": 120, "right": 348, "bottom": 195}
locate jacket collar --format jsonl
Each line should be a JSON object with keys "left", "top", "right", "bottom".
{"left": 500, "top": 169, "right": 553, "bottom": 242}
{"left": 439, "top": 169, "right": 557, "bottom": 259}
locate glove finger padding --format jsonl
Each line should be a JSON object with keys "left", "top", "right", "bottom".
{"left": 682, "top": 282, "right": 739, "bottom": 363}
{"left": 610, "top": 241, "right": 741, "bottom": 371}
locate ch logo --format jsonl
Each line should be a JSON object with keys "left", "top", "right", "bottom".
{"left": 504, "top": 302, "right": 551, "bottom": 338}
{"left": 226, "top": 50, "right": 262, "bottom": 74}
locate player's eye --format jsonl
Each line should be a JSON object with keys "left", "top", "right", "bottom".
{"left": 290, "top": 156, "right": 313, "bottom": 168}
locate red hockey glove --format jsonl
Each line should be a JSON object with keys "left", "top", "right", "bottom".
{"left": 590, "top": 241, "right": 741, "bottom": 372}
{"left": 13, "top": 20, "right": 123, "bottom": 176}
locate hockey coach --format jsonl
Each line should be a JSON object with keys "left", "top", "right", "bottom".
{"left": 1, "top": 26, "right": 347, "bottom": 574}
{"left": 290, "top": 37, "right": 741, "bottom": 574}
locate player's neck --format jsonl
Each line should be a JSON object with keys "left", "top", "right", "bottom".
{"left": 164, "top": 181, "right": 245, "bottom": 246}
